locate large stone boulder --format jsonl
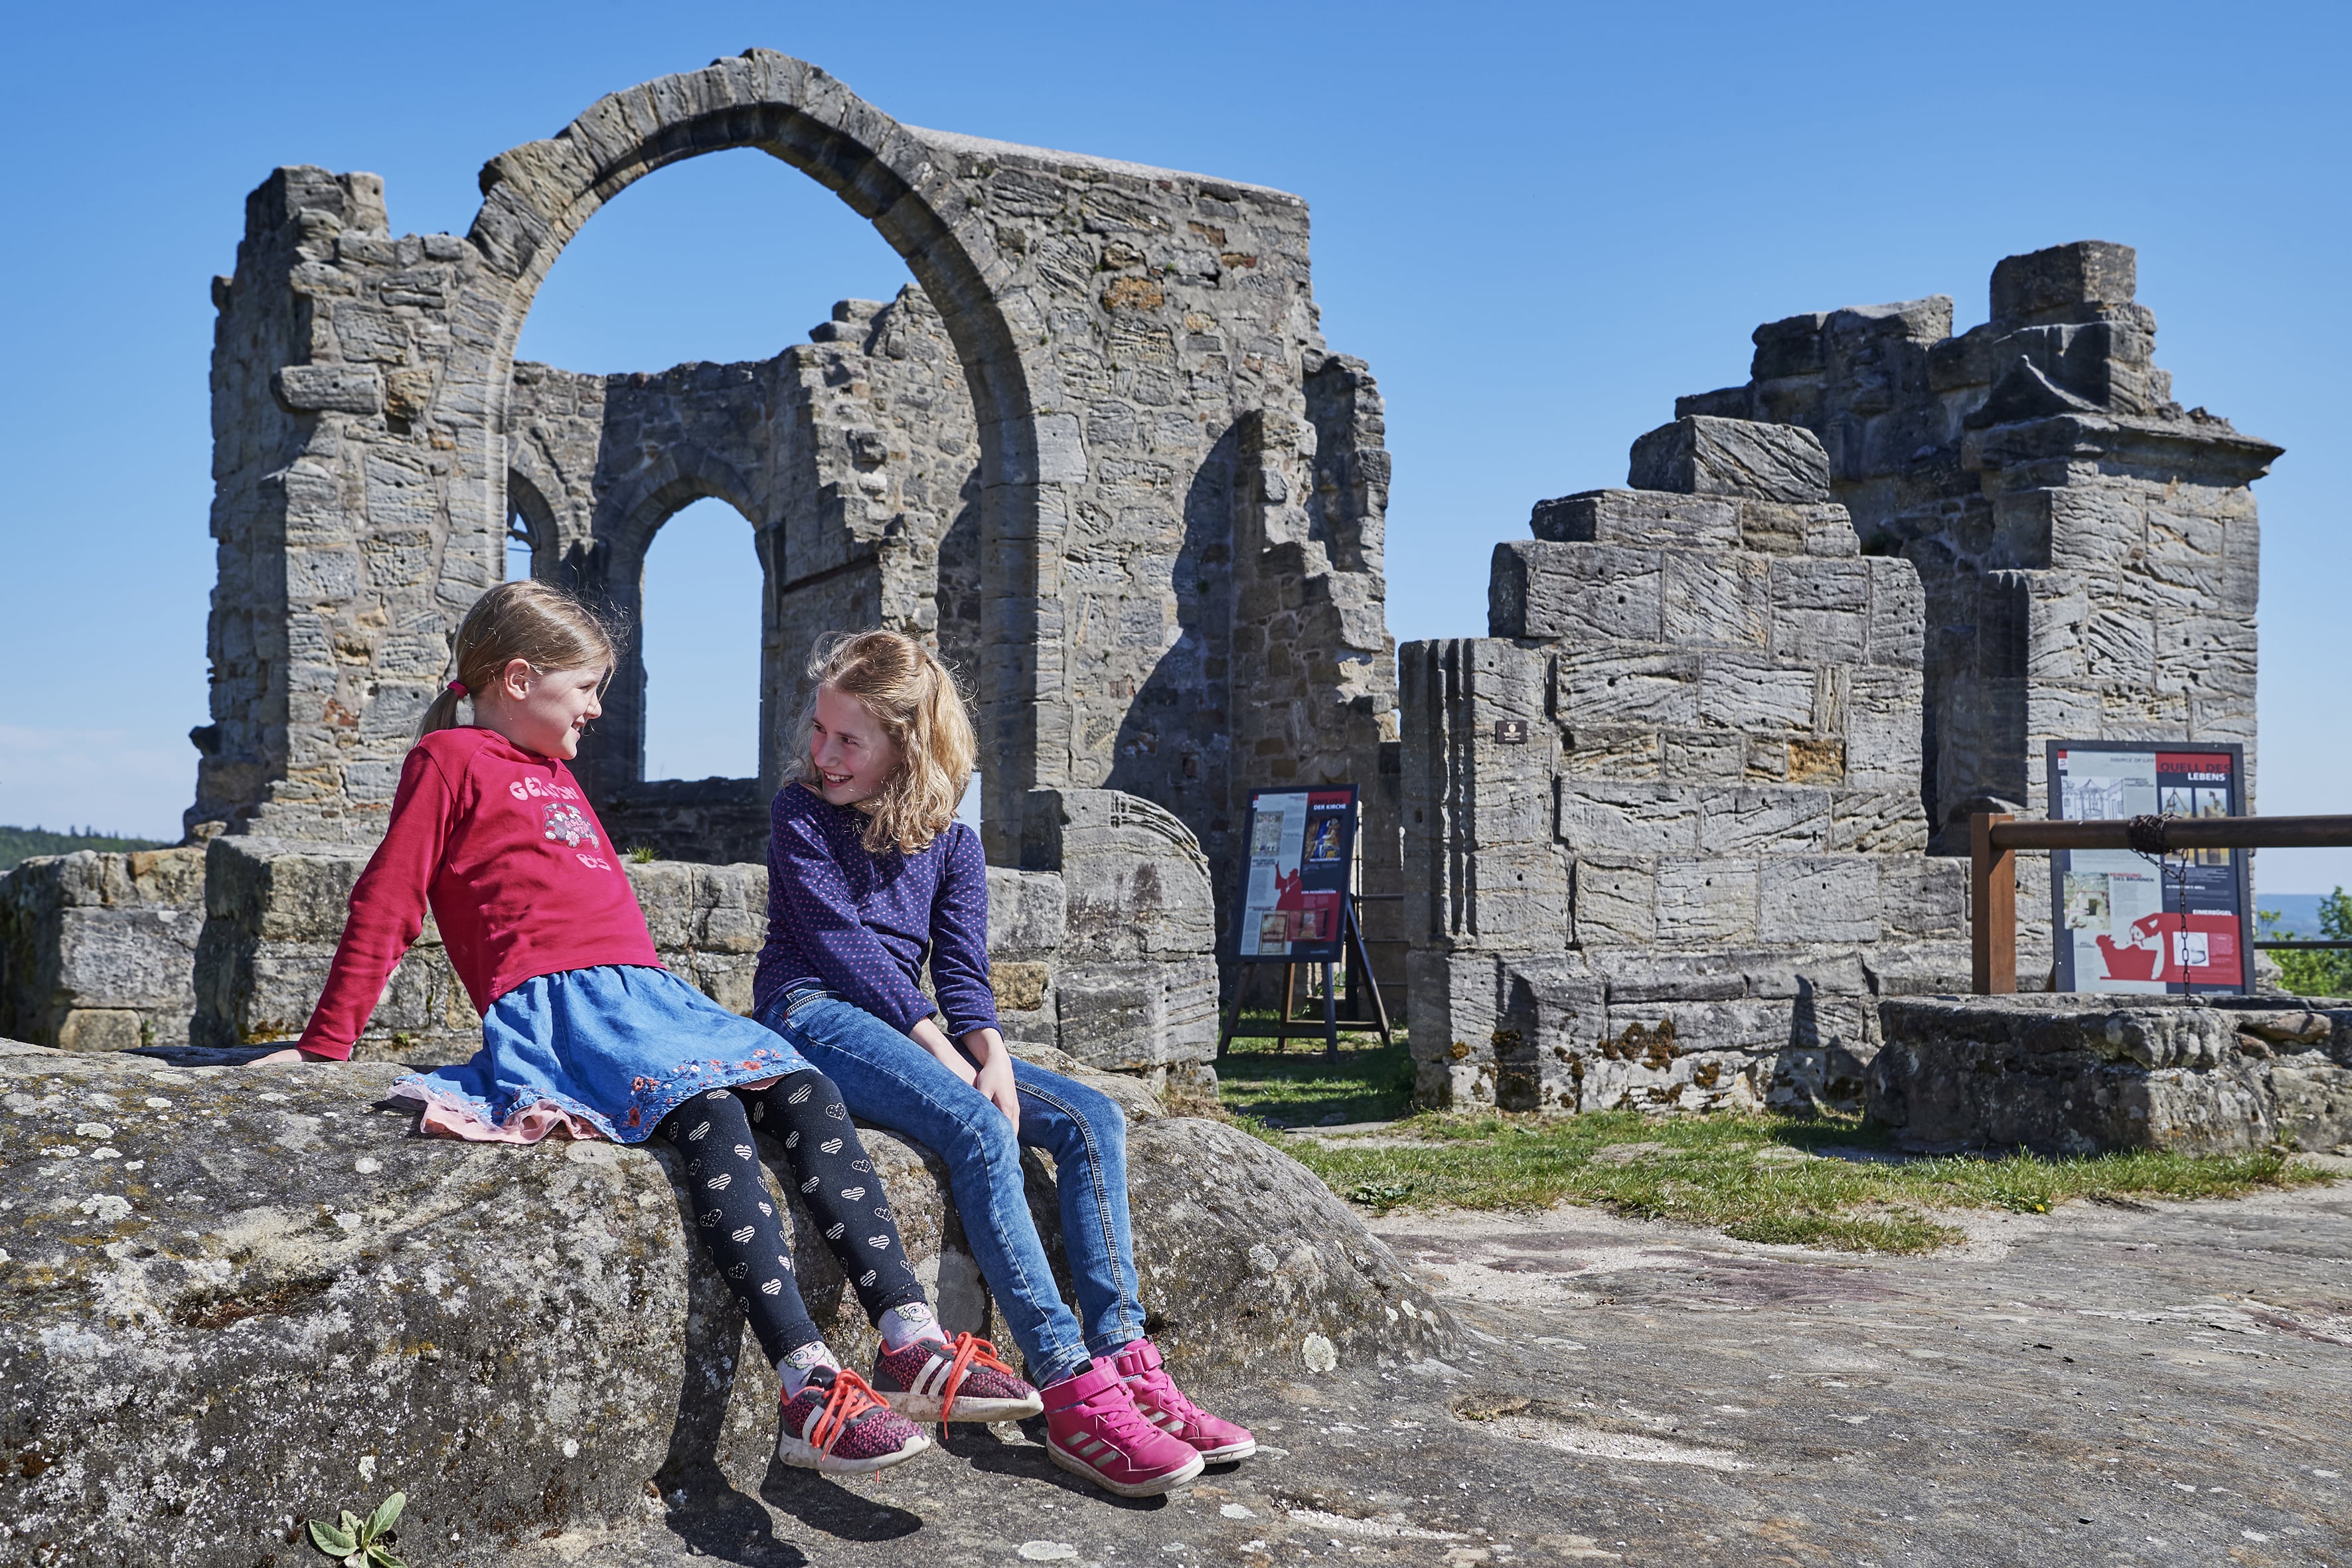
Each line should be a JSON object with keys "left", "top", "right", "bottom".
{"left": 0, "top": 1042, "right": 1449, "bottom": 1565}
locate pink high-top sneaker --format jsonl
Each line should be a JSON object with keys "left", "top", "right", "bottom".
{"left": 1040, "top": 1358, "right": 1206, "bottom": 1498}
{"left": 1109, "top": 1338, "right": 1256, "bottom": 1462}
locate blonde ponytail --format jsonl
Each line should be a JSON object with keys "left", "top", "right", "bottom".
{"left": 793, "top": 629, "right": 976, "bottom": 854}
{"left": 420, "top": 580, "right": 617, "bottom": 743}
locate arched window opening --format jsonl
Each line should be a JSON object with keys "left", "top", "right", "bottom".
{"left": 504, "top": 507, "right": 535, "bottom": 582}
{"left": 515, "top": 149, "right": 908, "bottom": 372}
{"left": 640, "top": 497, "right": 761, "bottom": 783}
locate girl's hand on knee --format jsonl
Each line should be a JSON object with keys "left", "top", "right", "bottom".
{"left": 910, "top": 1016, "right": 980, "bottom": 1089}
{"left": 972, "top": 1050, "right": 1020, "bottom": 1125}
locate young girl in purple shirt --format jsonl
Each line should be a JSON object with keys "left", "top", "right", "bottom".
{"left": 753, "top": 629, "right": 1253, "bottom": 1498}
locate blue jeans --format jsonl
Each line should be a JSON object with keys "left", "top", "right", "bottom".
{"left": 755, "top": 988, "right": 1142, "bottom": 1389}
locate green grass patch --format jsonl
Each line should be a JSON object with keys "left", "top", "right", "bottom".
{"left": 1214, "top": 1023, "right": 1412, "bottom": 1129}
{"left": 1244, "top": 1105, "right": 2329, "bottom": 1254}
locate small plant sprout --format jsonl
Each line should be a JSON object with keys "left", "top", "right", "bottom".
{"left": 306, "top": 1490, "right": 406, "bottom": 1568}
{"left": 626, "top": 843, "right": 657, "bottom": 864}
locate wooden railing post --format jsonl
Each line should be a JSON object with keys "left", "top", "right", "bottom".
{"left": 1971, "top": 811, "right": 2015, "bottom": 994}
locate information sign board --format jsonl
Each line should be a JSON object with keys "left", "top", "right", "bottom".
{"left": 1233, "top": 786, "right": 1357, "bottom": 964}
{"left": 2047, "top": 741, "right": 2251, "bottom": 995}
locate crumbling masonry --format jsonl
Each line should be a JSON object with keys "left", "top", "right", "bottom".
{"left": 0, "top": 67, "right": 2278, "bottom": 1129}
{"left": 3, "top": 53, "right": 1405, "bottom": 1080}
{"left": 1401, "top": 242, "right": 2276, "bottom": 1113}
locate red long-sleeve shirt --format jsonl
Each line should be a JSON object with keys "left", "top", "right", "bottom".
{"left": 295, "top": 728, "right": 659, "bottom": 1059}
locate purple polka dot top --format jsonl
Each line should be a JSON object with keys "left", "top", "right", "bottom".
{"left": 752, "top": 782, "right": 998, "bottom": 1038}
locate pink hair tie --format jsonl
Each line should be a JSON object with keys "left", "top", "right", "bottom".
{"left": 447, "top": 680, "right": 469, "bottom": 697}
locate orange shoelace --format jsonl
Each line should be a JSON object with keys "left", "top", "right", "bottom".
{"left": 936, "top": 1331, "right": 1018, "bottom": 1433}
{"left": 802, "top": 1367, "right": 887, "bottom": 1457}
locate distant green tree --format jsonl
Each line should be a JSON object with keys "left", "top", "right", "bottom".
{"left": 2260, "top": 888, "right": 2352, "bottom": 998}
{"left": 0, "top": 824, "right": 170, "bottom": 874}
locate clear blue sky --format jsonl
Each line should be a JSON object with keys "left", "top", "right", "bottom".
{"left": 1, "top": 1, "right": 2345, "bottom": 894}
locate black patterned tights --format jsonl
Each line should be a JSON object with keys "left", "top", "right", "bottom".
{"left": 652, "top": 1069, "right": 924, "bottom": 1368}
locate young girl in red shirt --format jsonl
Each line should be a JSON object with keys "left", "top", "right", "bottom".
{"left": 264, "top": 581, "right": 1036, "bottom": 1475}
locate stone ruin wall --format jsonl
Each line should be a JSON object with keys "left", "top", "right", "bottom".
{"left": 500, "top": 281, "right": 1403, "bottom": 975}
{"left": 0, "top": 787, "right": 1220, "bottom": 1097}
{"left": 1402, "top": 242, "right": 2276, "bottom": 1115}
{"left": 2, "top": 78, "right": 2276, "bottom": 1133}
{"left": 1679, "top": 241, "right": 2278, "bottom": 973}
{"left": 3, "top": 54, "right": 1403, "bottom": 1083}
{"left": 181, "top": 58, "right": 1399, "bottom": 888}
{"left": 1403, "top": 417, "right": 1965, "bottom": 1115}
{"left": 501, "top": 283, "right": 984, "bottom": 864}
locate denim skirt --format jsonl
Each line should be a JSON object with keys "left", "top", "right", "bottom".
{"left": 390, "top": 964, "right": 812, "bottom": 1144}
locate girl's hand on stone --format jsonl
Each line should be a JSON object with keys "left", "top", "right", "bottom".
{"left": 252, "top": 1047, "right": 337, "bottom": 1065}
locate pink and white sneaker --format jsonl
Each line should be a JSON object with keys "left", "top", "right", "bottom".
{"left": 1040, "top": 1358, "right": 1206, "bottom": 1498}
{"left": 775, "top": 1366, "right": 931, "bottom": 1475}
{"left": 1110, "top": 1338, "right": 1256, "bottom": 1462}
{"left": 871, "top": 1331, "right": 1044, "bottom": 1424}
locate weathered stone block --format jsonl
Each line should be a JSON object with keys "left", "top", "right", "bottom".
{"left": 1528, "top": 489, "right": 1739, "bottom": 550}
{"left": 1563, "top": 727, "right": 1666, "bottom": 777}
{"left": 1828, "top": 789, "right": 1930, "bottom": 853}
{"left": 1053, "top": 955, "right": 1219, "bottom": 1077}
{"left": 1697, "top": 786, "right": 1831, "bottom": 854}
{"left": 1869, "top": 994, "right": 2352, "bottom": 1155}
{"left": 1488, "top": 541, "right": 1663, "bottom": 641}
{"left": 1660, "top": 729, "right": 1746, "bottom": 780}
{"left": 1555, "top": 782, "right": 1701, "bottom": 856}
{"left": 1737, "top": 501, "right": 1857, "bottom": 558}
{"left": 1024, "top": 789, "right": 1215, "bottom": 965}
{"left": 1490, "top": 953, "right": 1605, "bottom": 1113}
{"left": 1865, "top": 556, "right": 1927, "bottom": 666}
{"left": 1861, "top": 939, "right": 1973, "bottom": 998}
{"left": 1557, "top": 647, "right": 1701, "bottom": 727}
{"left": 1662, "top": 550, "right": 1768, "bottom": 647}
{"left": 627, "top": 860, "right": 767, "bottom": 953}
{"left": 1571, "top": 854, "right": 1657, "bottom": 946}
{"left": 1, "top": 849, "right": 207, "bottom": 1052}
{"left": 1655, "top": 858, "right": 1758, "bottom": 945}
{"left": 54, "top": 1008, "right": 147, "bottom": 1053}
{"left": 1628, "top": 416, "right": 1832, "bottom": 504}
{"left": 1696, "top": 653, "right": 1816, "bottom": 734}
{"left": 1405, "top": 947, "right": 1500, "bottom": 1106}
{"left": 1990, "top": 240, "right": 2137, "bottom": 327}
{"left": 1845, "top": 667, "right": 1925, "bottom": 787}
{"left": 272, "top": 364, "right": 384, "bottom": 413}
{"left": 1768, "top": 558, "right": 1872, "bottom": 665}
{"left": 1759, "top": 855, "right": 1881, "bottom": 943}
{"left": 1588, "top": 948, "right": 1753, "bottom": 1004}
{"left": 986, "top": 866, "right": 1068, "bottom": 957}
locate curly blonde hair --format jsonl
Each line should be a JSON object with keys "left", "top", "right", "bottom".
{"left": 791, "top": 630, "right": 976, "bottom": 854}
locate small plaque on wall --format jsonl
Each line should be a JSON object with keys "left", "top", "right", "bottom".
{"left": 1493, "top": 719, "right": 1528, "bottom": 744}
